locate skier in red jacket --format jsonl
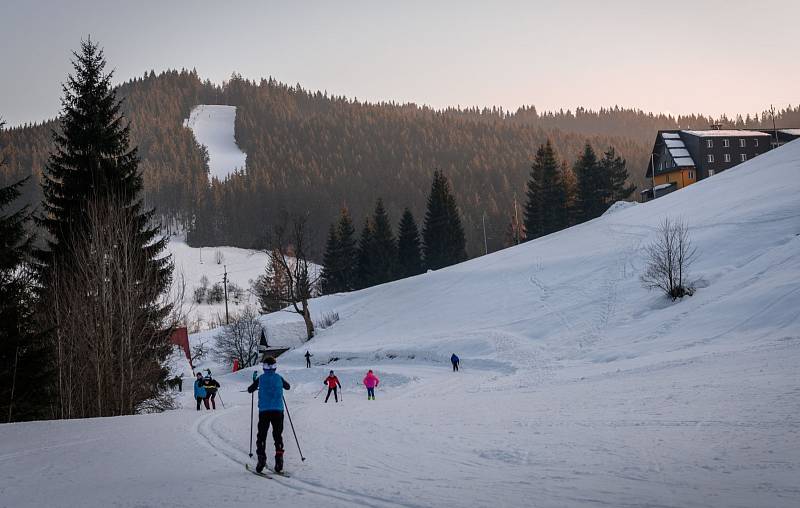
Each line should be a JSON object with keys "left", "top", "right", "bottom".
{"left": 323, "top": 371, "right": 342, "bottom": 403}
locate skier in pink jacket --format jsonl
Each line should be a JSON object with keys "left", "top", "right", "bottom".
{"left": 363, "top": 370, "right": 380, "bottom": 400}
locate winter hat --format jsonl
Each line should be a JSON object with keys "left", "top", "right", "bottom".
{"left": 329, "top": 370, "right": 334, "bottom": 375}
{"left": 262, "top": 356, "right": 277, "bottom": 371}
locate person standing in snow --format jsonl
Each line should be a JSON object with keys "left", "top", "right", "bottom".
{"left": 305, "top": 351, "right": 312, "bottom": 368}
{"left": 363, "top": 370, "right": 380, "bottom": 400}
{"left": 247, "top": 356, "right": 291, "bottom": 473}
{"left": 194, "top": 372, "right": 208, "bottom": 410}
{"left": 323, "top": 370, "right": 342, "bottom": 403}
{"left": 203, "top": 373, "right": 221, "bottom": 409}
{"left": 450, "top": 353, "right": 460, "bottom": 372}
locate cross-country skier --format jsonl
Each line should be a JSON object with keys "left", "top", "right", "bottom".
{"left": 247, "top": 356, "right": 291, "bottom": 473}
{"left": 451, "top": 353, "right": 460, "bottom": 372}
{"left": 305, "top": 350, "right": 312, "bottom": 368}
{"left": 194, "top": 372, "right": 208, "bottom": 410}
{"left": 323, "top": 370, "right": 342, "bottom": 403}
{"left": 363, "top": 370, "right": 380, "bottom": 400}
{"left": 203, "top": 373, "right": 221, "bottom": 409}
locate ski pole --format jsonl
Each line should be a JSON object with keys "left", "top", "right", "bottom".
{"left": 283, "top": 395, "right": 306, "bottom": 461}
{"left": 248, "top": 391, "right": 255, "bottom": 458}
{"left": 217, "top": 391, "right": 225, "bottom": 409}
{"left": 313, "top": 386, "right": 325, "bottom": 399}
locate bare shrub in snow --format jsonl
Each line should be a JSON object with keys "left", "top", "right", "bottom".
{"left": 641, "top": 217, "right": 697, "bottom": 300}
{"left": 316, "top": 311, "right": 340, "bottom": 329}
{"left": 214, "top": 307, "right": 262, "bottom": 368}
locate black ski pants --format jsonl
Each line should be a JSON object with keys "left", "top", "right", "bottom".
{"left": 325, "top": 387, "right": 338, "bottom": 402}
{"left": 256, "top": 410, "right": 284, "bottom": 462}
{"left": 452, "top": 362, "right": 459, "bottom": 372}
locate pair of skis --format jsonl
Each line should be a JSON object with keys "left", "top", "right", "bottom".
{"left": 245, "top": 463, "right": 291, "bottom": 479}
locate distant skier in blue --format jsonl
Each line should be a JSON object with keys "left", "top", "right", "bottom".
{"left": 247, "top": 356, "right": 291, "bottom": 473}
{"left": 451, "top": 353, "right": 460, "bottom": 372}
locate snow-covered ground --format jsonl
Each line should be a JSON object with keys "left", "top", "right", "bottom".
{"left": 184, "top": 104, "right": 247, "bottom": 181}
{"left": 167, "top": 235, "right": 268, "bottom": 331}
{"left": 2, "top": 141, "right": 799, "bottom": 507}
{"left": 166, "top": 236, "right": 322, "bottom": 332}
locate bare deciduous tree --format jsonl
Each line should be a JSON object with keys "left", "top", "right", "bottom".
{"left": 268, "top": 213, "right": 320, "bottom": 341}
{"left": 47, "top": 196, "right": 174, "bottom": 418}
{"left": 213, "top": 307, "right": 262, "bottom": 368}
{"left": 641, "top": 217, "right": 697, "bottom": 300}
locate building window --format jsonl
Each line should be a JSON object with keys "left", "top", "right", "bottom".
{"left": 723, "top": 139, "right": 730, "bottom": 147}
{"left": 724, "top": 153, "right": 731, "bottom": 162}
{"left": 689, "top": 170, "right": 694, "bottom": 179}
{"left": 707, "top": 154, "right": 714, "bottom": 163}
{"left": 706, "top": 139, "right": 713, "bottom": 148}
{"left": 754, "top": 139, "right": 759, "bottom": 147}
{"left": 709, "top": 169, "right": 715, "bottom": 176}
{"left": 739, "top": 139, "right": 746, "bottom": 148}
{"left": 740, "top": 153, "right": 747, "bottom": 162}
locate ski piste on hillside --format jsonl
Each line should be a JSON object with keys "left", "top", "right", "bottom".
{"left": 1, "top": 140, "right": 799, "bottom": 507}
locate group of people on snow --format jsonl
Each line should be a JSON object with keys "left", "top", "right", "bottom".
{"left": 191, "top": 351, "right": 459, "bottom": 474}
{"left": 193, "top": 371, "right": 221, "bottom": 410}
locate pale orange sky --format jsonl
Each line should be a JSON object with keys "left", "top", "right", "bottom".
{"left": 1, "top": 0, "right": 797, "bottom": 126}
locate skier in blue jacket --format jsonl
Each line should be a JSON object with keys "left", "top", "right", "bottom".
{"left": 247, "top": 356, "right": 291, "bottom": 473}
{"left": 450, "top": 353, "right": 460, "bottom": 372}
{"left": 194, "top": 372, "right": 208, "bottom": 410}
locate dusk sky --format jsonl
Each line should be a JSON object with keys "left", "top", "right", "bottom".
{"left": 1, "top": 0, "right": 797, "bottom": 126}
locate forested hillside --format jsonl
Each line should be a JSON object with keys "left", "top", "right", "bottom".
{"left": 2, "top": 70, "right": 797, "bottom": 256}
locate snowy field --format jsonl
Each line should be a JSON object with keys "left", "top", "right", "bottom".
{"left": 166, "top": 236, "right": 321, "bottom": 332}
{"left": 1, "top": 141, "right": 799, "bottom": 507}
{"left": 184, "top": 104, "right": 247, "bottom": 181}
{"left": 168, "top": 235, "right": 268, "bottom": 331}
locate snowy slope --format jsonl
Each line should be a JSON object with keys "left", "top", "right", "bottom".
{"left": 184, "top": 104, "right": 247, "bottom": 181}
{"left": 165, "top": 235, "right": 322, "bottom": 332}
{"left": 167, "top": 235, "right": 267, "bottom": 330}
{"left": 2, "top": 141, "right": 799, "bottom": 507}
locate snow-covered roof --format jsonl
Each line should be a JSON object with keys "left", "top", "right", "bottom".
{"left": 682, "top": 129, "right": 769, "bottom": 137}
{"left": 673, "top": 157, "right": 695, "bottom": 167}
{"left": 669, "top": 148, "right": 690, "bottom": 158}
{"left": 779, "top": 129, "right": 800, "bottom": 136}
{"left": 654, "top": 183, "right": 675, "bottom": 191}
{"left": 664, "top": 139, "right": 685, "bottom": 148}
{"left": 661, "top": 132, "right": 681, "bottom": 139}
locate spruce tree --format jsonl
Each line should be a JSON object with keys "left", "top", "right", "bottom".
{"left": 0, "top": 172, "right": 50, "bottom": 422}
{"left": 37, "top": 39, "right": 173, "bottom": 418}
{"left": 600, "top": 147, "right": 635, "bottom": 205}
{"left": 319, "top": 224, "right": 341, "bottom": 294}
{"left": 422, "top": 171, "right": 467, "bottom": 270}
{"left": 336, "top": 207, "right": 358, "bottom": 290}
{"left": 396, "top": 208, "right": 423, "bottom": 278}
{"left": 573, "top": 143, "right": 604, "bottom": 222}
{"left": 356, "top": 218, "right": 374, "bottom": 289}
{"left": 369, "top": 199, "right": 397, "bottom": 285}
{"left": 524, "top": 141, "right": 568, "bottom": 240}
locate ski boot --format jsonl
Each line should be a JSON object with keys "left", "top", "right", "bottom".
{"left": 255, "top": 455, "right": 267, "bottom": 474}
{"left": 274, "top": 445, "right": 284, "bottom": 473}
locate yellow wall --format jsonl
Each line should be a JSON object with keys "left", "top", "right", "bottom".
{"left": 653, "top": 168, "right": 696, "bottom": 190}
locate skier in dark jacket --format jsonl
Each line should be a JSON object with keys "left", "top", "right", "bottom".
{"left": 203, "top": 373, "right": 221, "bottom": 409}
{"left": 451, "top": 353, "right": 460, "bottom": 372}
{"left": 323, "top": 371, "right": 342, "bottom": 403}
{"left": 194, "top": 372, "right": 209, "bottom": 410}
{"left": 304, "top": 350, "right": 312, "bottom": 368}
{"left": 247, "top": 356, "right": 291, "bottom": 473}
